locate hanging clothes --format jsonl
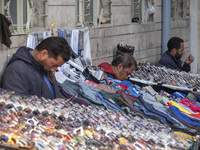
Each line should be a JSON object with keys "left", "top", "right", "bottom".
{"left": 0, "top": 14, "right": 12, "bottom": 48}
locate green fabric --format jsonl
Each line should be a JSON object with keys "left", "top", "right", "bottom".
{"left": 186, "top": 92, "right": 197, "bottom": 101}
{"left": 155, "top": 94, "right": 162, "bottom": 102}
{"left": 99, "top": 90, "right": 122, "bottom": 107}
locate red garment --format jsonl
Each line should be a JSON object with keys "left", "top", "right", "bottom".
{"left": 180, "top": 98, "right": 200, "bottom": 113}
{"left": 189, "top": 113, "right": 200, "bottom": 119}
{"left": 98, "top": 62, "right": 118, "bottom": 79}
{"left": 85, "top": 80, "right": 98, "bottom": 86}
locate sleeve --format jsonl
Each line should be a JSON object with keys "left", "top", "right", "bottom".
{"left": 182, "top": 62, "right": 191, "bottom": 73}
{"left": 1, "top": 61, "right": 30, "bottom": 95}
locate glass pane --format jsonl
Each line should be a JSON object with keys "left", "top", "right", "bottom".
{"left": 4, "top": 0, "right": 27, "bottom": 24}
{"left": 146, "top": 0, "right": 154, "bottom": 22}
{"left": 186, "top": 0, "right": 190, "bottom": 18}
{"left": 77, "top": 0, "right": 81, "bottom": 24}
{"left": 178, "top": 0, "right": 184, "bottom": 19}
{"left": 101, "top": 0, "right": 111, "bottom": 24}
{"left": 9, "top": 0, "right": 17, "bottom": 24}
{"left": 23, "top": 0, "right": 27, "bottom": 24}
{"left": 0, "top": 1, "right": 3, "bottom": 14}
{"left": 132, "top": 0, "right": 141, "bottom": 23}
{"left": 77, "top": 0, "right": 93, "bottom": 25}
{"left": 199, "top": 0, "right": 200, "bottom": 10}
{"left": 171, "top": 0, "right": 175, "bottom": 19}
{"left": 84, "top": 0, "right": 92, "bottom": 23}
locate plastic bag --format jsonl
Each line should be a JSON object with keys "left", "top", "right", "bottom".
{"left": 148, "top": 2, "right": 155, "bottom": 16}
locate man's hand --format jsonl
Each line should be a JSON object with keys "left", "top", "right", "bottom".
{"left": 185, "top": 54, "right": 194, "bottom": 64}
{"left": 95, "top": 84, "right": 116, "bottom": 93}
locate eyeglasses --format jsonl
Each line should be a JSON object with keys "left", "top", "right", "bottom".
{"left": 26, "top": 117, "right": 39, "bottom": 126}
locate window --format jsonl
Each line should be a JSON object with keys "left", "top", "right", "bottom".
{"left": 186, "top": 0, "right": 190, "bottom": 18}
{"left": 2, "top": 0, "right": 30, "bottom": 34}
{"left": 76, "top": 0, "right": 93, "bottom": 27}
{"left": 131, "top": 0, "right": 155, "bottom": 24}
{"left": 171, "top": 0, "right": 189, "bottom": 20}
{"left": 95, "top": 0, "right": 112, "bottom": 27}
{"left": 1, "top": 0, "right": 47, "bottom": 34}
{"left": 76, "top": 0, "right": 112, "bottom": 28}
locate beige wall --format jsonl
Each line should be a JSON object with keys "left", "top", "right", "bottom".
{"left": 0, "top": 35, "right": 27, "bottom": 76}
{"left": 0, "top": 0, "right": 191, "bottom": 76}
{"left": 46, "top": 0, "right": 190, "bottom": 66}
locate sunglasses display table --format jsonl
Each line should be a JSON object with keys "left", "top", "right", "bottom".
{"left": 0, "top": 89, "right": 196, "bottom": 150}
{"left": 130, "top": 63, "right": 200, "bottom": 94}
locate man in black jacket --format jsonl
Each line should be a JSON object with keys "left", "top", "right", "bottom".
{"left": 1, "top": 37, "right": 71, "bottom": 100}
{"left": 158, "top": 37, "right": 194, "bottom": 72}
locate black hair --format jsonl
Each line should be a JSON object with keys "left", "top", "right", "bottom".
{"left": 35, "top": 37, "right": 72, "bottom": 62}
{"left": 111, "top": 53, "right": 137, "bottom": 70}
{"left": 167, "top": 37, "right": 184, "bottom": 52}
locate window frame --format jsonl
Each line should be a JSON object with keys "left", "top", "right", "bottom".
{"left": 131, "top": 0, "right": 155, "bottom": 24}
{"left": 76, "top": 0, "right": 113, "bottom": 28}
{"left": 171, "top": 0, "right": 189, "bottom": 21}
{"left": 0, "top": 0, "right": 48, "bottom": 35}
{"left": 76, "top": 0, "right": 93, "bottom": 28}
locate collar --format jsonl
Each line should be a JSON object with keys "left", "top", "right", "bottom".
{"left": 98, "top": 62, "right": 118, "bottom": 79}
{"left": 25, "top": 48, "right": 45, "bottom": 74}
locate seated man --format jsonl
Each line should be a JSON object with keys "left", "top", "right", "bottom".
{"left": 158, "top": 37, "right": 194, "bottom": 72}
{"left": 98, "top": 53, "right": 137, "bottom": 81}
{"left": 1, "top": 37, "right": 72, "bottom": 100}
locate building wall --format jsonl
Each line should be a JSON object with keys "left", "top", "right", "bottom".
{"left": 0, "top": 35, "right": 27, "bottom": 76}
{"left": 0, "top": 0, "right": 191, "bottom": 76}
{"left": 46, "top": 0, "right": 190, "bottom": 66}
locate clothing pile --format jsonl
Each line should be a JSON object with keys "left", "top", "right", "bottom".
{"left": 56, "top": 58, "right": 200, "bottom": 141}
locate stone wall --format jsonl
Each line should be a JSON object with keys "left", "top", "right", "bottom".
{"left": 0, "top": 35, "right": 27, "bottom": 76}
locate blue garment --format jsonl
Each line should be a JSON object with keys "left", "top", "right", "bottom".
{"left": 98, "top": 93, "right": 122, "bottom": 112}
{"left": 173, "top": 92, "right": 186, "bottom": 99}
{"left": 158, "top": 50, "right": 190, "bottom": 72}
{"left": 134, "top": 106, "right": 165, "bottom": 124}
{"left": 119, "top": 80, "right": 133, "bottom": 87}
{"left": 58, "top": 29, "right": 65, "bottom": 37}
{"left": 170, "top": 105, "right": 200, "bottom": 128}
{"left": 43, "top": 74, "right": 55, "bottom": 98}
{"left": 127, "top": 86, "right": 139, "bottom": 97}
{"left": 60, "top": 80, "right": 95, "bottom": 107}
{"left": 137, "top": 96, "right": 181, "bottom": 126}
{"left": 196, "top": 95, "right": 200, "bottom": 103}
{"left": 183, "top": 113, "right": 200, "bottom": 123}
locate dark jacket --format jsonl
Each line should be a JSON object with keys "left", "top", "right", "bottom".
{"left": 158, "top": 51, "right": 190, "bottom": 72}
{"left": 98, "top": 62, "right": 118, "bottom": 79}
{"left": 1, "top": 46, "right": 60, "bottom": 99}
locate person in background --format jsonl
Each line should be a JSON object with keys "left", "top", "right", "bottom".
{"left": 1, "top": 37, "right": 72, "bottom": 100}
{"left": 158, "top": 37, "right": 194, "bottom": 72}
{"left": 98, "top": 53, "right": 137, "bottom": 81}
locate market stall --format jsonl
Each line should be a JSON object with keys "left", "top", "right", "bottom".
{"left": 1, "top": 29, "right": 200, "bottom": 149}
